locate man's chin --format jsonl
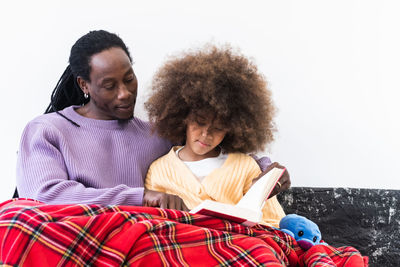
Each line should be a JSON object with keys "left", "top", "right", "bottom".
{"left": 117, "top": 113, "right": 133, "bottom": 121}
{"left": 115, "top": 109, "right": 134, "bottom": 120}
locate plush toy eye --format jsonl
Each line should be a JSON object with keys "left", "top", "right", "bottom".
{"left": 298, "top": 231, "right": 304, "bottom": 237}
{"left": 313, "top": 236, "right": 317, "bottom": 242}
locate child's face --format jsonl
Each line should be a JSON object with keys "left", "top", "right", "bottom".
{"left": 183, "top": 115, "right": 228, "bottom": 161}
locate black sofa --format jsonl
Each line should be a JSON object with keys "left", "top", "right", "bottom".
{"left": 277, "top": 187, "right": 399, "bottom": 267}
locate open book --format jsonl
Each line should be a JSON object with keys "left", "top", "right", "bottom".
{"left": 189, "top": 167, "right": 285, "bottom": 226}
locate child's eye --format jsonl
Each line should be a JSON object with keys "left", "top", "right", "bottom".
{"left": 211, "top": 128, "right": 224, "bottom": 133}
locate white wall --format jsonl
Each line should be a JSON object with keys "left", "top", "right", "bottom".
{"left": 1, "top": 0, "right": 399, "bottom": 202}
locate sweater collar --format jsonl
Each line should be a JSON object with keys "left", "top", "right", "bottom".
{"left": 61, "top": 106, "right": 136, "bottom": 130}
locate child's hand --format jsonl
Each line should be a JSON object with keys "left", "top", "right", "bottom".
{"left": 268, "top": 162, "right": 291, "bottom": 198}
{"left": 252, "top": 162, "right": 291, "bottom": 198}
{"left": 143, "top": 189, "right": 189, "bottom": 211}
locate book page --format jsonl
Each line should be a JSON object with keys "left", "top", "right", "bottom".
{"left": 190, "top": 199, "right": 261, "bottom": 223}
{"left": 236, "top": 167, "right": 284, "bottom": 210}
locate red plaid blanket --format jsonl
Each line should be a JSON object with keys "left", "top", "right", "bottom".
{"left": 0, "top": 199, "right": 367, "bottom": 266}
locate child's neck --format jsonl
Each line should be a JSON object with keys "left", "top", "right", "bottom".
{"left": 178, "top": 146, "right": 221, "bottom": 162}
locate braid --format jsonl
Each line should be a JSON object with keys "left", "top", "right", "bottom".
{"left": 45, "top": 66, "right": 87, "bottom": 113}
{"left": 45, "top": 65, "right": 86, "bottom": 127}
{"left": 45, "top": 30, "right": 132, "bottom": 126}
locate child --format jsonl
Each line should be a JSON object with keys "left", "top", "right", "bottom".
{"left": 145, "top": 45, "right": 286, "bottom": 227}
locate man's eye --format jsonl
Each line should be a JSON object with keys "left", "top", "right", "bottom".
{"left": 104, "top": 84, "right": 115, "bottom": 90}
{"left": 125, "top": 76, "right": 135, "bottom": 83}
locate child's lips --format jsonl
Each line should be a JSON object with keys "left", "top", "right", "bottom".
{"left": 197, "top": 140, "right": 209, "bottom": 147}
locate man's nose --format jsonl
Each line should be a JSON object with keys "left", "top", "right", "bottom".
{"left": 117, "top": 84, "right": 131, "bottom": 100}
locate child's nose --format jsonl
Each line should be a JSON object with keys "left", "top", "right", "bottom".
{"left": 201, "top": 128, "right": 208, "bottom": 137}
{"left": 201, "top": 126, "right": 212, "bottom": 137}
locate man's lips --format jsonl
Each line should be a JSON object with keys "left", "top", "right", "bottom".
{"left": 116, "top": 103, "right": 134, "bottom": 110}
{"left": 117, "top": 106, "right": 131, "bottom": 109}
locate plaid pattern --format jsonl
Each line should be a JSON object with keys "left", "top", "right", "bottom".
{"left": 0, "top": 199, "right": 367, "bottom": 267}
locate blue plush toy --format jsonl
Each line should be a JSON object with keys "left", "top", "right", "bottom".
{"left": 279, "top": 214, "right": 327, "bottom": 250}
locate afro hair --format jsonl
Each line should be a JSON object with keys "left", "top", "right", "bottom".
{"left": 145, "top": 44, "right": 276, "bottom": 154}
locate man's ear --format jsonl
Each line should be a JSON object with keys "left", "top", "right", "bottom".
{"left": 77, "top": 76, "right": 88, "bottom": 95}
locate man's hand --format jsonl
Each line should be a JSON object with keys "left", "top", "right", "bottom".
{"left": 143, "top": 189, "right": 189, "bottom": 211}
{"left": 251, "top": 162, "right": 291, "bottom": 198}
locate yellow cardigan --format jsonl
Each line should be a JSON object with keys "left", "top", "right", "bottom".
{"left": 145, "top": 147, "right": 285, "bottom": 227}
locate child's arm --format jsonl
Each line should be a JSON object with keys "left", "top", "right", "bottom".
{"left": 144, "top": 160, "right": 189, "bottom": 211}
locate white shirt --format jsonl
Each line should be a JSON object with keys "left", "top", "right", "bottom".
{"left": 176, "top": 147, "right": 228, "bottom": 182}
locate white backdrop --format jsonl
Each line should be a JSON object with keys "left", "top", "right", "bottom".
{"left": 1, "top": 0, "right": 400, "bottom": 202}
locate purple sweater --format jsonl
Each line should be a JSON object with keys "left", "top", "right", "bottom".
{"left": 16, "top": 106, "right": 171, "bottom": 205}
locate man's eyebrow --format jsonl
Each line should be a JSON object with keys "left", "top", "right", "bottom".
{"left": 100, "top": 77, "right": 115, "bottom": 85}
{"left": 125, "top": 68, "right": 134, "bottom": 75}
{"left": 99, "top": 69, "right": 134, "bottom": 85}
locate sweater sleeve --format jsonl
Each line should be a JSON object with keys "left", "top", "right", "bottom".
{"left": 16, "top": 121, "right": 144, "bottom": 206}
{"left": 144, "top": 161, "right": 167, "bottom": 193}
{"left": 250, "top": 154, "right": 272, "bottom": 172}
